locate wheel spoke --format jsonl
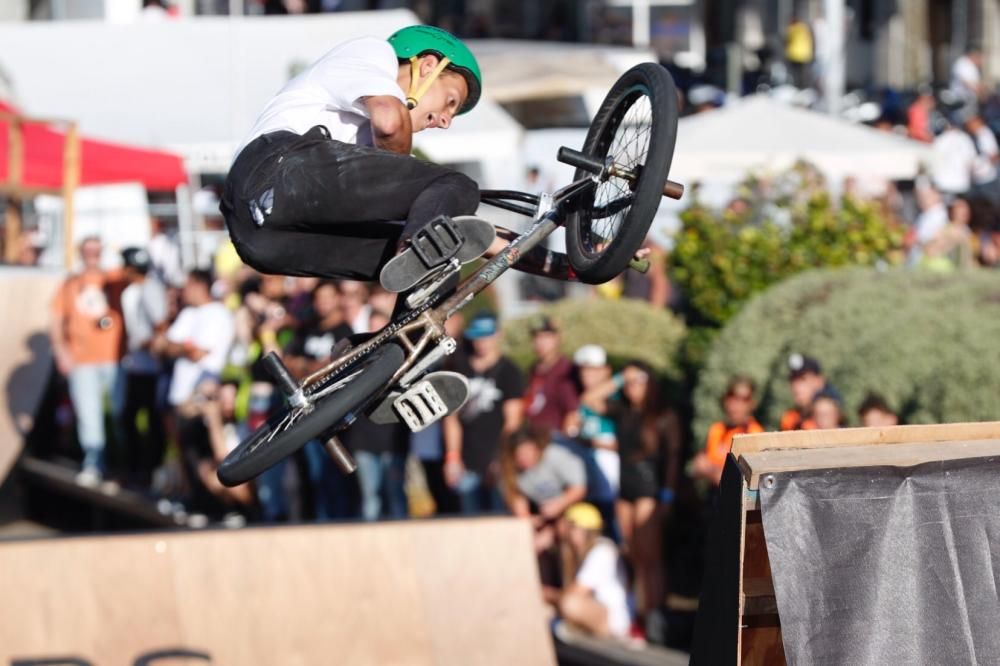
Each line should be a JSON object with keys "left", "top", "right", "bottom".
{"left": 584, "top": 90, "right": 653, "bottom": 255}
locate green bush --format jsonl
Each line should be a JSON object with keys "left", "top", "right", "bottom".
{"left": 501, "top": 298, "right": 687, "bottom": 379}
{"left": 670, "top": 162, "right": 906, "bottom": 327}
{"left": 692, "top": 267, "right": 1000, "bottom": 445}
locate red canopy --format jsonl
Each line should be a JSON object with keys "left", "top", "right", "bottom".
{"left": 0, "top": 100, "right": 187, "bottom": 192}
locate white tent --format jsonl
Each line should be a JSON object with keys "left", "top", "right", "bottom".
{"left": 0, "top": 11, "right": 522, "bottom": 179}
{"left": 672, "top": 96, "right": 933, "bottom": 184}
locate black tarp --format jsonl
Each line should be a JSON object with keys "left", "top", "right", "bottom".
{"left": 760, "top": 456, "right": 1000, "bottom": 665}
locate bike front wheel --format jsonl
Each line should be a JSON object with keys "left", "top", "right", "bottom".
{"left": 565, "top": 63, "right": 678, "bottom": 284}
{"left": 217, "top": 344, "right": 405, "bottom": 487}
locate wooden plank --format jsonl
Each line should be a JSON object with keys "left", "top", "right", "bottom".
{"left": 731, "top": 421, "right": 1000, "bottom": 458}
{"left": 741, "top": 626, "right": 786, "bottom": 665}
{"left": 0, "top": 270, "right": 64, "bottom": 482}
{"left": 741, "top": 577, "right": 778, "bottom": 616}
{"left": 4, "top": 200, "right": 21, "bottom": 264}
{"left": 62, "top": 122, "right": 80, "bottom": 268}
{"left": 740, "top": 438, "right": 1000, "bottom": 489}
{"left": 742, "top": 519, "right": 772, "bottom": 580}
{"left": 0, "top": 518, "right": 556, "bottom": 666}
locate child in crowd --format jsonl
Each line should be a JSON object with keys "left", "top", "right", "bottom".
{"left": 807, "top": 390, "right": 846, "bottom": 430}
{"left": 857, "top": 392, "right": 901, "bottom": 427}
{"left": 557, "top": 502, "right": 632, "bottom": 641}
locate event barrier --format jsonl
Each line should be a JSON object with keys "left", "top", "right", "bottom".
{"left": 0, "top": 268, "right": 61, "bottom": 484}
{"left": 691, "top": 421, "right": 1000, "bottom": 665}
{"left": 0, "top": 517, "right": 556, "bottom": 666}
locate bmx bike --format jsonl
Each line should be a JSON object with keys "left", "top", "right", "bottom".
{"left": 217, "top": 62, "right": 684, "bottom": 487}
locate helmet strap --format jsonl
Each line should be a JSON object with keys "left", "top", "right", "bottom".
{"left": 405, "top": 55, "right": 451, "bottom": 109}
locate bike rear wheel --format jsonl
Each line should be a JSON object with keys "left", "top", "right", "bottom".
{"left": 565, "top": 63, "right": 678, "bottom": 284}
{"left": 217, "top": 344, "right": 405, "bottom": 487}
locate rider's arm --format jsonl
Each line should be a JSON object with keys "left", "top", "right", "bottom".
{"left": 364, "top": 95, "right": 413, "bottom": 154}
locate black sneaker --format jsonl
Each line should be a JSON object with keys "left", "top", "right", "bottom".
{"left": 368, "top": 371, "right": 470, "bottom": 427}
{"left": 379, "top": 215, "right": 495, "bottom": 293}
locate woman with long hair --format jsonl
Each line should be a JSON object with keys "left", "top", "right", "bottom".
{"left": 581, "top": 360, "right": 682, "bottom": 632}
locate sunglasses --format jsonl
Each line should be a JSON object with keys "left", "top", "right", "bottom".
{"left": 726, "top": 392, "right": 753, "bottom": 402}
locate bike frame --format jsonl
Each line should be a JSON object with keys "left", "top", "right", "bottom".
{"left": 296, "top": 175, "right": 598, "bottom": 403}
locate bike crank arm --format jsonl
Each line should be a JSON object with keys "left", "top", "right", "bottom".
{"left": 557, "top": 147, "right": 684, "bottom": 200}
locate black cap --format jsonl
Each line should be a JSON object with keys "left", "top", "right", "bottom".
{"left": 530, "top": 315, "right": 559, "bottom": 335}
{"left": 121, "top": 246, "right": 151, "bottom": 273}
{"left": 787, "top": 353, "right": 822, "bottom": 380}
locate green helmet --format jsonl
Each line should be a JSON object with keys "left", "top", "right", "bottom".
{"left": 388, "top": 25, "right": 482, "bottom": 115}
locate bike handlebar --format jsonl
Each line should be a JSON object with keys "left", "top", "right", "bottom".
{"left": 557, "top": 146, "right": 684, "bottom": 200}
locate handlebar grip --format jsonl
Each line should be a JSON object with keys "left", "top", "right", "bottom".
{"left": 557, "top": 147, "right": 605, "bottom": 174}
{"left": 664, "top": 180, "right": 685, "bottom": 200}
{"left": 629, "top": 257, "right": 651, "bottom": 274}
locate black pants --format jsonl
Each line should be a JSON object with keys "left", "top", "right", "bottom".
{"left": 122, "top": 371, "right": 165, "bottom": 487}
{"left": 221, "top": 127, "right": 480, "bottom": 280}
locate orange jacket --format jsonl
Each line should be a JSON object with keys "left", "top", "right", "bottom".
{"left": 705, "top": 419, "right": 764, "bottom": 468}
{"left": 780, "top": 408, "right": 816, "bottom": 431}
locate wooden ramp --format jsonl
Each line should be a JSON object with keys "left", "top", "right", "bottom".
{"left": 0, "top": 268, "right": 62, "bottom": 483}
{"left": 0, "top": 517, "right": 556, "bottom": 666}
{"left": 691, "top": 421, "right": 1000, "bottom": 665}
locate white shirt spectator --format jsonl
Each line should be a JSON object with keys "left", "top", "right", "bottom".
{"left": 950, "top": 55, "right": 981, "bottom": 103}
{"left": 237, "top": 37, "right": 406, "bottom": 157}
{"left": 167, "top": 301, "right": 235, "bottom": 405}
{"left": 915, "top": 201, "right": 949, "bottom": 245}
{"left": 575, "top": 537, "right": 631, "bottom": 639}
{"left": 931, "top": 128, "right": 977, "bottom": 194}
{"left": 148, "top": 231, "right": 185, "bottom": 288}
{"left": 970, "top": 124, "right": 999, "bottom": 185}
{"left": 121, "top": 276, "right": 168, "bottom": 375}
{"left": 349, "top": 304, "right": 372, "bottom": 334}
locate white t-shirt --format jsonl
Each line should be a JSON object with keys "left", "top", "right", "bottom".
{"left": 167, "top": 301, "right": 235, "bottom": 406}
{"left": 575, "top": 538, "right": 631, "bottom": 639}
{"left": 121, "top": 277, "right": 168, "bottom": 375}
{"left": 915, "top": 202, "right": 949, "bottom": 245}
{"left": 950, "top": 56, "right": 981, "bottom": 101}
{"left": 931, "top": 129, "right": 977, "bottom": 194}
{"left": 236, "top": 37, "right": 406, "bottom": 158}
{"left": 971, "top": 125, "right": 999, "bottom": 184}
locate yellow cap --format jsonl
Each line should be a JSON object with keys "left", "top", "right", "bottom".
{"left": 564, "top": 503, "right": 603, "bottom": 531}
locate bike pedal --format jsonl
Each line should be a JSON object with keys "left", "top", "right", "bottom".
{"left": 411, "top": 216, "right": 464, "bottom": 268}
{"left": 393, "top": 380, "right": 450, "bottom": 433}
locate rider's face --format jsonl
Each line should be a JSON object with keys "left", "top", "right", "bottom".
{"left": 409, "top": 61, "right": 468, "bottom": 132}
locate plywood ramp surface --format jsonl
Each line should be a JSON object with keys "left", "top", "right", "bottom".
{"left": 0, "top": 517, "right": 556, "bottom": 666}
{"left": 0, "top": 268, "right": 62, "bottom": 481}
{"left": 731, "top": 421, "right": 1000, "bottom": 458}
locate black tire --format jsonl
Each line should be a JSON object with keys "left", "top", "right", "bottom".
{"left": 566, "top": 63, "right": 678, "bottom": 284}
{"left": 217, "top": 344, "right": 404, "bottom": 487}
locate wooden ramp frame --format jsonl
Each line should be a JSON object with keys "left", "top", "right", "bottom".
{"left": 706, "top": 421, "right": 1000, "bottom": 665}
{"left": 0, "top": 517, "right": 556, "bottom": 666}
